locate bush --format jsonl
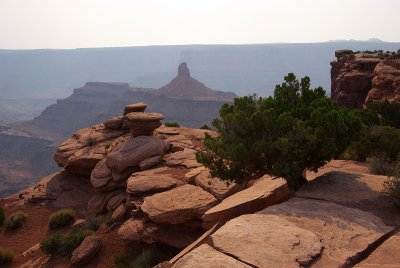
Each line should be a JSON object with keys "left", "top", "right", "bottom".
{"left": 40, "top": 228, "right": 94, "bottom": 255}
{"left": 197, "top": 73, "right": 362, "bottom": 189}
{"left": 5, "top": 211, "right": 27, "bottom": 230}
{"left": 85, "top": 213, "right": 113, "bottom": 231}
{"left": 0, "top": 207, "right": 4, "bottom": 227}
{"left": 129, "top": 247, "right": 174, "bottom": 268}
{"left": 200, "top": 124, "right": 211, "bottom": 130}
{"left": 112, "top": 252, "right": 129, "bottom": 268}
{"left": 0, "top": 247, "right": 14, "bottom": 265}
{"left": 384, "top": 163, "right": 400, "bottom": 200}
{"left": 370, "top": 156, "right": 398, "bottom": 176}
{"left": 48, "top": 208, "right": 76, "bottom": 229}
{"left": 164, "top": 122, "right": 180, "bottom": 127}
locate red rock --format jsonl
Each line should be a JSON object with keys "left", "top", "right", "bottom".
{"left": 71, "top": 236, "right": 102, "bottom": 266}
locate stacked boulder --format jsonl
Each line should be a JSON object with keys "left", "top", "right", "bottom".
{"left": 31, "top": 102, "right": 290, "bottom": 251}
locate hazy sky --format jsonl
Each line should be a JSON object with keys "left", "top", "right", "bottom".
{"left": 1, "top": 0, "right": 399, "bottom": 49}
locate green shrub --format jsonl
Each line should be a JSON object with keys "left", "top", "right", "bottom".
{"left": 48, "top": 208, "right": 76, "bottom": 229}
{"left": 164, "top": 122, "right": 180, "bottom": 127}
{"left": 85, "top": 135, "right": 96, "bottom": 146}
{"left": 370, "top": 156, "right": 398, "bottom": 176}
{"left": 5, "top": 211, "right": 27, "bottom": 230}
{"left": 197, "top": 73, "right": 362, "bottom": 190}
{"left": 112, "top": 252, "right": 129, "bottom": 268}
{"left": 104, "top": 143, "right": 111, "bottom": 150}
{"left": 40, "top": 228, "right": 94, "bottom": 256}
{"left": 40, "top": 232, "right": 64, "bottom": 254}
{"left": 200, "top": 124, "right": 211, "bottom": 130}
{"left": 0, "top": 247, "right": 14, "bottom": 265}
{"left": 85, "top": 213, "right": 113, "bottom": 231}
{"left": 129, "top": 247, "right": 172, "bottom": 268}
{"left": 0, "top": 207, "right": 4, "bottom": 227}
{"left": 384, "top": 163, "right": 400, "bottom": 200}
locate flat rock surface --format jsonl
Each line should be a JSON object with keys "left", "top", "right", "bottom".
{"left": 107, "top": 136, "right": 170, "bottom": 172}
{"left": 194, "top": 170, "right": 244, "bottom": 201}
{"left": 141, "top": 184, "right": 218, "bottom": 224}
{"left": 165, "top": 149, "right": 202, "bottom": 168}
{"left": 210, "top": 214, "right": 323, "bottom": 268}
{"left": 203, "top": 175, "right": 289, "bottom": 227}
{"left": 259, "top": 197, "right": 395, "bottom": 267}
{"left": 172, "top": 244, "right": 251, "bottom": 268}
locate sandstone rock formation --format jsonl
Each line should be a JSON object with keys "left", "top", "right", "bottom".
{"left": 331, "top": 50, "right": 400, "bottom": 108}
{"left": 124, "top": 112, "right": 164, "bottom": 136}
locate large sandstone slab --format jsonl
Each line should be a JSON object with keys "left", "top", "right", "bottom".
{"left": 172, "top": 244, "right": 251, "bottom": 268}
{"left": 356, "top": 233, "right": 400, "bottom": 267}
{"left": 259, "top": 197, "right": 395, "bottom": 267}
{"left": 194, "top": 170, "right": 245, "bottom": 201}
{"left": 202, "top": 175, "right": 289, "bottom": 227}
{"left": 210, "top": 214, "right": 323, "bottom": 267}
{"left": 141, "top": 184, "right": 218, "bottom": 224}
{"left": 165, "top": 149, "right": 202, "bottom": 169}
{"left": 107, "top": 136, "right": 170, "bottom": 172}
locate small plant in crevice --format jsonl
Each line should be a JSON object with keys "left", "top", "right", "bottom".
{"left": 384, "top": 163, "right": 400, "bottom": 203}
{"left": 48, "top": 208, "right": 76, "bottom": 229}
{"left": 0, "top": 247, "right": 14, "bottom": 265}
{"left": 200, "top": 124, "right": 211, "bottom": 130}
{"left": 5, "top": 211, "right": 27, "bottom": 230}
{"left": 104, "top": 143, "right": 111, "bottom": 150}
{"left": 85, "top": 213, "right": 114, "bottom": 231}
{"left": 129, "top": 246, "right": 178, "bottom": 268}
{"left": 112, "top": 252, "right": 129, "bottom": 268}
{"left": 164, "top": 122, "right": 180, "bottom": 127}
{"left": 85, "top": 135, "right": 96, "bottom": 147}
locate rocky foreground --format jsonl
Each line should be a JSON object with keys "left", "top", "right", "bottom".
{"left": 0, "top": 103, "right": 399, "bottom": 267}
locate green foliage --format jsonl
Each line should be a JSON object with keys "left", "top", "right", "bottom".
{"left": 40, "top": 228, "right": 94, "bottom": 255}
{"left": 0, "top": 247, "right": 14, "bottom": 264}
{"left": 364, "top": 101, "right": 400, "bottom": 128}
{"left": 5, "top": 211, "right": 27, "bottom": 230}
{"left": 85, "top": 213, "right": 114, "bottom": 231}
{"left": 370, "top": 156, "right": 398, "bottom": 176}
{"left": 165, "top": 122, "right": 180, "bottom": 127}
{"left": 104, "top": 143, "right": 111, "bottom": 150}
{"left": 200, "top": 124, "right": 211, "bottom": 130}
{"left": 48, "top": 208, "right": 76, "bottom": 229}
{"left": 85, "top": 135, "right": 96, "bottom": 146}
{"left": 129, "top": 247, "right": 174, "bottom": 268}
{"left": 384, "top": 163, "right": 400, "bottom": 200}
{"left": 197, "top": 73, "right": 362, "bottom": 189}
{"left": 0, "top": 207, "right": 4, "bottom": 227}
{"left": 112, "top": 253, "right": 129, "bottom": 268}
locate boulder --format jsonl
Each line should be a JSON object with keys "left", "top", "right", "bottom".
{"left": 123, "top": 103, "right": 147, "bottom": 115}
{"left": 103, "top": 116, "right": 123, "bottom": 130}
{"left": 87, "top": 190, "right": 126, "bottom": 215}
{"left": 141, "top": 184, "right": 218, "bottom": 224}
{"left": 112, "top": 203, "right": 127, "bottom": 222}
{"left": 127, "top": 172, "right": 182, "bottom": 195}
{"left": 124, "top": 112, "right": 164, "bottom": 136}
{"left": 166, "top": 135, "right": 195, "bottom": 150}
{"left": 202, "top": 175, "right": 289, "bottom": 228}
{"left": 118, "top": 218, "right": 147, "bottom": 241}
{"left": 139, "top": 155, "right": 163, "bottom": 171}
{"left": 107, "top": 136, "right": 170, "bottom": 172}
{"left": 64, "top": 142, "right": 108, "bottom": 175}
{"left": 194, "top": 170, "right": 245, "bottom": 201}
{"left": 165, "top": 149, "right": 202, "bottom": 169}
{"left": 54, "top": 124, "right": 124, "bottom": 168}
{"left": 156, "top": 126, "right": 180, "bottom": 135}
{"left": 259, "top": 197, "right": 395, "bottom": 267}
{"left": 71, "top": 236, "right": 102, "bottom": 266}
{"left": 185, "top": 166, "right": 206, "bottom": 183}
{"left": 172, "top": 244, "right": 251, "bottom": 268}
{"left": 210, "top": 214, "right": 323, "bottom": 267}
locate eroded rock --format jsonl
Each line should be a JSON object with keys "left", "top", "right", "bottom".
{"left": 71, "top": 236, "right": 102, "bottom": 266}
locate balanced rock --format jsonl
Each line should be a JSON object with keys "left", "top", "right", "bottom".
{"left": 123, "top": 103, "right": 147, "bottom": 115}
{"left": 71, "top": 236, "right": 102, "bottom": 266}
{"left": 202, "top": 175, "right": 289, "bottom": 228}
{"left": 172, "top": 244, "right": 251, "bottom": 268}
{"left": 210, "top": 214, "right": 323, "bottom": 267}
{"left": 124, "top": 112, "right": 164, "bottom": 136}
{"left": 259, "top": 197, "right": 395, "bottom": 267}
{"left": 141, "top": 184, "right": 218, "bottom": 224}
{"left": 107, "top": 136, "right": 170, "bottom": 172}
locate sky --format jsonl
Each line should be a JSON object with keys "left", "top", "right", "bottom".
{"left": 0, "top": 0, "right": 399, "bottom": 49}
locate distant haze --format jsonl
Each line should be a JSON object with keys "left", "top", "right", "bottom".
{"left": 0, "top": 0, "right": 399, "bottom": 49}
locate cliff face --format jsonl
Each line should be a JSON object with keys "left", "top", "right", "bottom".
{"left": 330, "top": 50, "right": 400, "bottom": 108}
